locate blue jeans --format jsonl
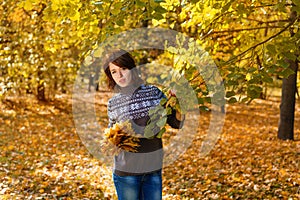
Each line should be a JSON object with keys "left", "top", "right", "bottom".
{"left": 113, "top": 170, "right": 162, "bottom": 200}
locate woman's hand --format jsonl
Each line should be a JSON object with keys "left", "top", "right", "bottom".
{"left": 175, "top": 110, "right": 185, "bottom": 121}
{"left": 168, "top": 89, "right": 185, "bottom": 121}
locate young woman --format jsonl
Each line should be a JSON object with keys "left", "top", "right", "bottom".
{"left": 103, "top": 49, "right": 184, "bottom": 200}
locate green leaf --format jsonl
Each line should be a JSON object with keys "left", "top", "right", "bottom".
{"left": 213, "top": 3, "right": 221, "bottom": 9}
{"left": 148, "top": 106, "right": 160, "bottom": 116}
{"left": 116, "top": 19, "right": 124, "bottom": 26}
{"left": 161, "top": 109, "right": 168, "bottom": 117}
{"left": 266, "top": 44, "right": 277, "bottom": 55}
{"left": 185, "top": 69, "right": 194, "bottom": 80}
{"left": 226, "top": 80, "right": 238, "bottom": 86}
{"left": 278, "top": 68, "right": 295, "bottom": 78}
{"left": 248, "top": 67, "right": 257, "bottom": 73}
{"left": 204, "top": 96, "right": 211, "bottom": 103}
{"left": 156, "top": 127, "right": 166, "bottom": 138}
{"left": 266, "top": 65, "right": 277, "bottom": 73}
{"left": 247, "top": 85, "right": 262, "bottom": 99}
{"left": 198, "top": 97, "right": 204, "bottom": 105}
{"left": 262, "top": 74, "right": 273, "bottom": 83}
{"left": 274, "top": 2, "right": 288, "bottom": 12}
{"left": 160, "top": 98, "right": 167, "bottom": 106}
{"left": 136, "top": 0, "right": 146, "bottom": 7}
{"left": 111, "top": 2, "right": 122, "bottom": 15}
{"left": 248, "top": 74, "right": 261, "bottom": 84}
{"left": 222, "top": 0, "right": 233, "bottom": 13}
{"left": 154, "top": 6, "right": 167, "bottom": 14}
{"left": 152, "top": 13, "right": 164, "bottom": 20}
{"left": 199, "top": 105, "right": 209, "bottom": 111}
{"left": 156, "top": 116, "right": 167, "bottom": 127}
{"left": 278, "top": 59, "right": 290, "bottom": 68}
{"left": 166, "top": 107, "right": 172, "bottom": 115}
{"left": 228, "top": 97, "right": 237, "bottom": 104}
{"left": 226, "top": 91, "right": 235, "bottom": 98}
{"left": 144, "top": 124, "right": 155, "bottom": 138}
{"left": 284, "top": 52, "right": 297, "bottom": 61}
{"left": 291, "top": 3, "right": 300, "bottom": 14}
{"left": 241, "top": 97, "right": 249, "bottom": 103}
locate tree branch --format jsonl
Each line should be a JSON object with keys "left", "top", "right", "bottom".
{"left": 224, "top": 16, "right": 299, "bottom": 65}
{"left": 203, "top": 3, "right": 293, "bottom": 40}
{"left": 210, "top": 26, "right": 282, "bottom": 35}
{"left": 241, "top": 17, "right": 290, "bottom": 24}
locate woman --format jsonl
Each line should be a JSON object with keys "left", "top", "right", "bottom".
{"left": 103, "top": 49, "right": 184, "bottom": 200}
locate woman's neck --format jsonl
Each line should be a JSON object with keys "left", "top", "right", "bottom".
{"left": 119, "top": 83, "right": 142, "bottom": 94}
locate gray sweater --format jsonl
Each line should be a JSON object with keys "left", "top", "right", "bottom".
{"left": 107, "top": 84, "right": 183, "bottom": 176}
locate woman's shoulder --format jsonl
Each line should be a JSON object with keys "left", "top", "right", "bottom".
{"left": 139, "top": 84, "right": 161, "bottom": 92}
{"left": 137, "top": 84, "right": 164, "bottom": 98}
{"left": 108, "top": 93, "right": 125, "bottom": 105}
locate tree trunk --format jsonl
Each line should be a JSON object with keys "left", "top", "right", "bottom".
{"left": 37, "top": 82, "right": 46, "bottom": 101}
{"left": 37, "top": 68, "right": 46, "bottom": 101}
{"left": 278, "top": 59, "right": 298, "bottom": 140}
{"left": 278, "top": 9, "right": 298, "bottom": 140}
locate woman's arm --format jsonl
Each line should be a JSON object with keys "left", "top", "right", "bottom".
{"left": 167, "top": 108, "right": 185, "bottom": 129}
{"left": 107, "top": 100, "right": 116, "bottom": 128}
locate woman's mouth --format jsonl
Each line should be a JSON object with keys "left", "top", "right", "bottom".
{"left": 119, "top": 79, "right": 126, "bottom": 84}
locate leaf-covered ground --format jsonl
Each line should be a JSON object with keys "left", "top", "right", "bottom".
{"left": 0, "top": 93, "right": 299, "bottom": 199}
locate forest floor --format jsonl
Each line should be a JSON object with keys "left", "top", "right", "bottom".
{"left": 0, "top": 91, "right": 300, "bottom": 200}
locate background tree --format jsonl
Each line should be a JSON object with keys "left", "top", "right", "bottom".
{"left": 151, "top": 0, "right": 300, "bottom": 140}
{"left": 278, "top": 9, "right": 299, "bottom": 140}
{"left": 1, "top": 0, "right": 85, "bottom": 100}
{"left": 0, "top": 0, "right": 167, "bottom": 100}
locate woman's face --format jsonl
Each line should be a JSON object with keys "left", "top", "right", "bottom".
{"left": 109, "top": 62, "right": 132, "bottom": 88}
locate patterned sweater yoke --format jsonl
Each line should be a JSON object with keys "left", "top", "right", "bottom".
{"left": 107, "top": 84, "right": 164, "bottom": 127}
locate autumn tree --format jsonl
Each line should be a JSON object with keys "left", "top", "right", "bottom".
{"left": 0, "top": 0, "right": 85, "bottom": 100}
{"left": 278, "top": 9, "right": 299, "bottom": 140}
{"left": 0, "top": 0, "right": 169, "bottom": 100}
{"left": 151, "top": 0, "right": 300, "bottom": 140}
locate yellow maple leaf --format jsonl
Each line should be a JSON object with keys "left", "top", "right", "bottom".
{"left": 69, "top": 11, "right": 80, "bottom": 21}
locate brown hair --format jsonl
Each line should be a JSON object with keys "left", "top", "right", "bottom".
{"left": 103, "top": 49, "right": 143, "bottom": 91}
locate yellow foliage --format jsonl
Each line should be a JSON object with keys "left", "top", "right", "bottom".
{"left": 8, "top": 8, "right": 27, "bottom": 23}
{"left": 101, "top": 121, "right": 141, "bottom": 155}
{"left": 7, "top": 145, "right": 14, "bottom": 151}
{"left": 69, "top": 11, "right": 80, "bottom": 21}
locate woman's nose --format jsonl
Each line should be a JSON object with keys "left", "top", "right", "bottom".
{"left": 118, "top": 71, "right": 123, "bottom": 77}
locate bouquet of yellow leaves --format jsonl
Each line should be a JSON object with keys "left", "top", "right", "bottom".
{"left": 101, "top": 121, "right": 141, "bottom": 155}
